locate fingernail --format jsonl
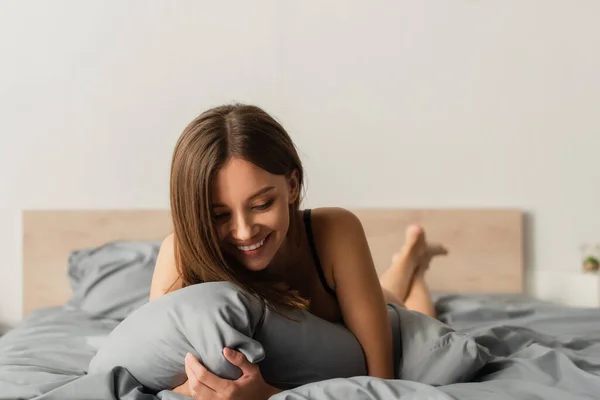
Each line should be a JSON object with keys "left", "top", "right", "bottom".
{"left": 185, "top": 352, "right": 192, "bottom": 363}
{"left": 223, "top": 347, "right": 233, "bottom": 356}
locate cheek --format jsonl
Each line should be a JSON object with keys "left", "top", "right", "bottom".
{"left": 272, "top": 202, "right": 291, "bottom": 233}
{"left": 216, "top": 224, "right": 228, "bottom": 241}
{"left": 256, "top": 203, "right": 290, "bottom": 234}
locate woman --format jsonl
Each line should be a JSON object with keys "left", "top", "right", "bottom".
{"left": 150, "top": 104, "right": 447, "bottom": 399}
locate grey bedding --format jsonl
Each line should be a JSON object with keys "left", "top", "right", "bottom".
{"left": 275, "top": 295, "right": 600, "bottom": 399}
{"left": 2, "top": 292, "right": 600, "bottom": 399}
{"left": 0, "top": 307, "right": 119, "bottom": 399}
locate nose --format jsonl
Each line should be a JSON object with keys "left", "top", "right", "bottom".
{"left": 232, "top": 213, "right": 259, "bottom": 241}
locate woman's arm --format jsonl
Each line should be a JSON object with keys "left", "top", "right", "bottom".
{"left": 152, "top": 237, "right": 279, "bottom": 398}
{"left": 181, "top": 349, "right": 282, "bottom": 400}
{"left": 149, "top": 233, "right": 183, "bottom": 301}
{"left": 321, "top": 208, "right": 394, "bottom": 379}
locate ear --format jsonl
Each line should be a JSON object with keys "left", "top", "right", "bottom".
{"left": 288, "top": 169, "right": 300, "bottom": 204}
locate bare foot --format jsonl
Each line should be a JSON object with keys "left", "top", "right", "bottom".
{"left": 390, "top": 225, "right": 427, "bottom": 274}
{"left": 377, "top": 225, "right": 448, "bottom": 314}
{"left": 379, "top": 225, "right": 428, "bottom": 302}
{"left": 415, "top": 242, "right": 448, "bottom": 276}
{"left": 380, "top": 225, "right": 448, "bottom": 302}
{"left": 392, "top": 226, "right": 448, "bottom": 275}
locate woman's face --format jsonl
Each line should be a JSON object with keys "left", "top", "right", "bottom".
{"left": 211, "top": 157, "right": 298, "bottom": 272}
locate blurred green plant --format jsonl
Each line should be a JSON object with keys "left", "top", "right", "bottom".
{"left": 583, "top": 256, "right": 599, "bottom": 272}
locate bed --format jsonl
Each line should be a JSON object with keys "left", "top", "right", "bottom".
{"left": 2, "top": 209, "right": 599, "bottom": 399}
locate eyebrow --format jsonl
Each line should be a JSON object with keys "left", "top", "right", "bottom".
{"left": 212, "top": 186, "right": 276, "bottom": 209}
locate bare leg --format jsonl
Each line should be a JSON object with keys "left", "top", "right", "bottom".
{"left": 379, "top": 225, "right": 425, "bottom": 304}
{"left": 404, "top": 269, "right": 436, "bottom": 317}
{"left": 380, "top": 225, "right": 447, "bottom": 317}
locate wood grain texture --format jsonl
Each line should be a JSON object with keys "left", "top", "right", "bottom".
{"left": 23, "top": 209, "right": 523, "bottom": 316}
{"left": 353, "top": 209, "right": 524, "bottom": 294}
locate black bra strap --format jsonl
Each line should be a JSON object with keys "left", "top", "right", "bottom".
{"left": 303, "top": 209, "right": 336, "bottom": 297}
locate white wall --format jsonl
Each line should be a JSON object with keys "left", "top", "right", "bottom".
{"left": 1, "top": 0, "right": 599, "bottom": 326}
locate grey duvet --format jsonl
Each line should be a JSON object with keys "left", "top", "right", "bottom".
{"left": 2, "top": 295, "right": 600, "bottom": 400}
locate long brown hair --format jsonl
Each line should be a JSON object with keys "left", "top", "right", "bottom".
{"left": 169, "top": 104, "right": 309, "bottom": 310}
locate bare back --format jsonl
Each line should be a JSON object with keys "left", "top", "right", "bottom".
{"left": 149, "top": 233, "right": 182, "bottom": 300}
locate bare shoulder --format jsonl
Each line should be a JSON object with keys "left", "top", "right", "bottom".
{"left": 150, "top": 233, "right": 182, "bottom": 300}
{"left": 156, "top": 233, "right": 175, "bottom": 266}
{"left": 160, "top": 233, "right": 175, "bottom": 253}
{"left": 309, "top": 207, "right": 364, "bottom": 237}
{"left": 307, "top": 208, "right": 366, "bottom": 283}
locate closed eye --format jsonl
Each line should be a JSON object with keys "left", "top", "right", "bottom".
{"left": 253, "top": 199, "right": 274, "bottom": 211}
{"left": 213, "top": 212, "right": 230, "bottom": 221}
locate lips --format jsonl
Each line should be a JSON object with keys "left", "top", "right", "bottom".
{"left": 236, "top": 237, "right": 266, "bottom": 251}
{"left": 234, "top": 233, "right": 271, "bottom": 253}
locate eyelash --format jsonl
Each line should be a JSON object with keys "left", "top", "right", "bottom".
{"left": 212, "top": 199, "right": 274, "bottom": 221}
{"left": 213, "top": 213, "right": 230, "bottom": 221}
{"left": 253, "top": 199, "right": 274, "bottom": 211}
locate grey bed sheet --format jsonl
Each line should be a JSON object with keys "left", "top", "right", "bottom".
{"left": 0, "top": 306, "right": 120, "bottom": 399}
{"left": 277, "top": 294, "right": 600, "bottom": 399}
{"left": 2, "top": 295, "right": 600, "bottom": 400}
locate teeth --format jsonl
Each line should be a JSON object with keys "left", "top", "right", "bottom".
{"left": 237, "top": 238, "right": 266, "bottom": 252}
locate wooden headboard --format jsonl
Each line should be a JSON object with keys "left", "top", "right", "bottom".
{"left": 22, "top": 209, "right": 524, "bottom": 316}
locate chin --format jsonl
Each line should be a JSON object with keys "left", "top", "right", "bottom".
{"left": 242, "top": 261, "right": 270, "bottom": 272}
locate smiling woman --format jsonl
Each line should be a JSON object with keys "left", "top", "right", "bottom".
{"left": 149, "top": 103, "right": 447, "bottom": 399}
{"left": 211, "top": 159, "right": 298, "bottom": 274}
{"left": 164, "top": 104, "right": 308, "bottom": 311}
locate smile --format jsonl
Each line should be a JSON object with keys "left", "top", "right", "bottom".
{"left": 236, "top": 237, "right": 266, "bottom": 252}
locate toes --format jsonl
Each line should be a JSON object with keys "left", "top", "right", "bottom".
{"left": 415, "top": 244, "right": 448, "bottom": 274}
{"left": 401, "top": 225, "right": 425, "bottom": 254}
{"left": 404, "top": 224, "right": 424, "bottom": 245}
{"left": 428, "top": 244, "right": 448, "bottom": 257}
{"left": 421, "top": 245, "right": 449, "bottom": 264}
{"left": 392, "top": 225, "right": 446, "bottom": 269}
{"left": 392, "top": 225, "right": 426, "bottom": 265}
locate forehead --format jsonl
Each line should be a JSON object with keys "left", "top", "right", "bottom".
{"left": 212, "top": 157, "right": 284, "bottom": 201}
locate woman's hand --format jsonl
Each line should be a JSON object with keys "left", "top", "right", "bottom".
{"left": 180, "top": 348, "right": 281, "bottom": 400}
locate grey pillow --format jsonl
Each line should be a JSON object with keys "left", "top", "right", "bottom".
{"left": 88, "top": 282, "right": 367, "bottom": 391}
{"left": 89, "top": 282, "right": 490, "bottom": 392}
{"left": 67, "top": 240, "right": 160, "bottom": 320}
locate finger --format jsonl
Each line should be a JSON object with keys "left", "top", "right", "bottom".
{"left": 185, "top": 353, "right": 230, "bottom": 392}
{"left": 189, "top": 379, "right": 216, "bottom": 400}
{"left": 223, "top": 348, "right": 257, "bottom": 376}
{"left": 184, "top": 360, "right": 196, "bottom": 382}
{"left": 185, "top": 353, "right": 201, "bottom": 380}
{"left": 184, "top": 357, "right": 212, "bottom": 397}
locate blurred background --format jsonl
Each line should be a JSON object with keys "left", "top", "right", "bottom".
{"left": 1, "top": 0, "right": 599, "bottom": 328}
